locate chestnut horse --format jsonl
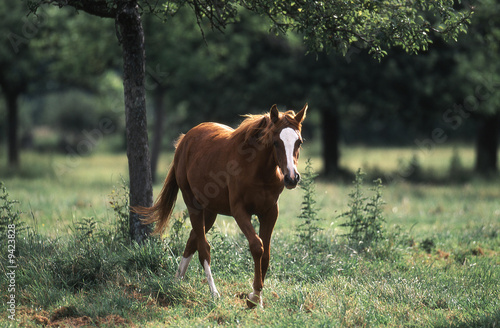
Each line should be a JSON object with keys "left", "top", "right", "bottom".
{"left": 135, "top": 104, "right": 307, "bottom": 308}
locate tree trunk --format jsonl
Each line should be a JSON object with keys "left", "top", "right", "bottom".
{"left": 117, "top": 1, "right": 152, "bottom": 243}
{"left": 321, "top": 107, "right": 340, "bottom": 177}
{"left": 150, "top": 88, "right": 165, "bottom": 183}
{"left": 6, "top": 93, "right": 20, "bottom": 167}
{"left": 474, "top": 113, "right": 499, "bottom": 175}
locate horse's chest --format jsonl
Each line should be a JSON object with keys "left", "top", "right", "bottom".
{"left": 240, "top": 186, "right": 281, "bottom": 215}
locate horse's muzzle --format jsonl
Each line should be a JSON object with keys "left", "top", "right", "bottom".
{"left": 284, "top": 172, "right": 300, "bottom": 189}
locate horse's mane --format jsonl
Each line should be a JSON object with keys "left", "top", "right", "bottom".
{"left": 233, "top": 110, "right": 301, "bottom": 146}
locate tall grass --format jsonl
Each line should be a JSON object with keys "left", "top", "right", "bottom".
{"left": 0, "top": 149, "right": 499, "bottom": 327}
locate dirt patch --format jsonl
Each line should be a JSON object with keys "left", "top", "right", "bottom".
{"left": 33, "top": 314, "right": 50, "bottom": 325}
{"left": 436, "top": 249, "right": 450, "bottom": 260}
{"left": 471, "top": 247, "right": 485, "bottom": 256}
{"left": 47, "top": 314, "right": 131, "bottom": 327}
{"left": 18, "top": 306, "right": 132, "bottom": 327}
{"left": 49, "top": 315, "right": 93, "bottom": 327}
{"left": 50, "top": 306, "right": 79, "bottom": 322}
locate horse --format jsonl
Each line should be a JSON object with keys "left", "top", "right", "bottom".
{"left": 134, "top": 104, "right": 307, "bottom": 308}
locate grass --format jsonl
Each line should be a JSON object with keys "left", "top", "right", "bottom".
{"left": 0, "top": 145, "right": 499, "bottom": 327}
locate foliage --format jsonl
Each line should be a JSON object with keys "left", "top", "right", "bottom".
{"left": 72, "top": 216, "right": 98, "bottom": 244}
{"left": 421, "top": 237, "right": 436, "bottom": 254}
{"left": 0, "top": 1, "right": 53, "bottom": 94}
{"left": 454, "top": 0, "right": 500, "bottom": 116}
{"left": 28, "top": 0, "right": 472, "bottom": 60}
{"left": 0, "top": 182, "right": 24, "bottom": 237}
{"left": 108, "top": 177, "right": 130, "bottom": 243}
{"left": 126, "top": 237, "right": 171, "bottom": 274}
{"left": 166, "top": 210, "right": 190, "bottom": 254}
{"left": 242, "top": 0, "right": 472, "bottom": 58}
{"left": 296, "top": 158, "right": 322, "bottom": 248}
{"left": 448, "top": 147, "right": 472, "bottom": 182}
{"left": 338, "top": 169, "right": 386, "bottom": 251}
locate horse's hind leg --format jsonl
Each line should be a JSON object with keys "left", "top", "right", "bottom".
{"left": 176, "top": 230, "right": 196, "bottom": 279}
{"left": 176, "top": 208, "right": 219, "bottom": 297}
{"left": 195, "top": 209, "right": 219, "bottom": 297}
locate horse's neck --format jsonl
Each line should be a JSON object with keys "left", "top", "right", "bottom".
{"left": 231, "top": 135, "right": 282, "bottom": 184}
{"left": 252, "top": 145, "right": 281, "bottom": 183}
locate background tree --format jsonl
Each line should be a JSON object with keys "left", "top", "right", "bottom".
{"left": 305, "top": 42, "right": 458, "bottom": 178}
{"left": 0, "top": 2, "right": 53, "bottom": 167}
{"left": 0, "top": 3, "right": 120, "bottom": 166}
{"left": 453, "top": 0, "right": 500, "bottom": 174}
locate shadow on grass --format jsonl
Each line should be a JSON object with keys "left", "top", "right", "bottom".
{"left": 434, "top": 309, "right": 500, "bottom": 328}
{"left": 319, "top": 164, "right": 499, "bottom": 186}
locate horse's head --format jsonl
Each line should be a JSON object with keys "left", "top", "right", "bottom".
{"left": 270, "top": 104, "right": 307, "bottom": 189}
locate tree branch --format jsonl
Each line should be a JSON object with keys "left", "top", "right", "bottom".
{"left": 35, "top": 0, "right": 118, "bottom": 18}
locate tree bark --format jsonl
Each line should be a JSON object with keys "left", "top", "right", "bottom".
{"left": 321, "top": 107, "right": 340, "bottom": 177}
{"left": 150, "top": 88, "right": 165, "bottom": 183}
{"left": 474, "top": 113, "right": 499, "bottom": 175}
{"left": 6, "top": 92, "right": 20, "bottom": 167}
{"left": 117, "top": 1, "right": 152, "bottom": 243}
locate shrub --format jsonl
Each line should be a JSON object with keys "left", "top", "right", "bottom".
{"left": 0, "top": 182, "right": 24, "bottom": 237}
{"left": 167, "top": 210, "right": 190, "bottom": 255}
{"left": 126, "top": 238, "right": 172, "bottom": 274}
{"left": 337, "top": 169, "right": 386, "bottom": 251}
{"left": 297, "top": 159, "right": 323, "bottom": 248}
{"left": 108, "top": 177, "right": 130, "bottom": 243}
{"left": 448, "top": 148, "right": 471, "bottom": 182}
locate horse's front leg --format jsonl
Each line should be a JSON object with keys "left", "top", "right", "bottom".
{"left": 233, "top": 208, "right": 264, "bottom": 308}
{"left": 258, "top": 205, "right": 278, "bottom": 284}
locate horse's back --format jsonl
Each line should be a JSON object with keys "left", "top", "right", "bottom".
{"left": 175, "top": 122, "right": 233, "bottom": 158}
{"left": 173, "top": 122, "right": 235, "bottom": 214}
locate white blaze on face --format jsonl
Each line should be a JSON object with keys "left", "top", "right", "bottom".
{"left": 279, "top": 127, "right": 299, "bottom": 179}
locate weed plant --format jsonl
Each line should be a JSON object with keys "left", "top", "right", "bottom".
{"left": 166, "top": 210, "right": 190, "bottom": 255}
{"left": 0, "top": 182, "right": 24, "bottom": 237}
{"left": 108, "top": 177, "right": 130, "bottom": 243}
{"left": 337, "top": 169, "right": 386, "bottom": 251}
{"left": 297, "top": 158, "right": 323, "bottom": 248}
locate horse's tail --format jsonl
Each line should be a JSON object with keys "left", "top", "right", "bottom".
{"left": 133, "top": 164, "right": 179, "bottom": 236}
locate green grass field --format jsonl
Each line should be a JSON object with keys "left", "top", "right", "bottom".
{"left": 1, "top": 145, "right": 499, "bottom": 327}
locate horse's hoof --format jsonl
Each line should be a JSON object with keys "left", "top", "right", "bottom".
{"left": 246, "top": 291, "right": 262, "bottom": 309}
{"left": 246, "top": 298, "right": 258, "bottom": 309}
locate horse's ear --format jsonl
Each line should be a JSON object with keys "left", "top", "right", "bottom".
{"left": 294, "top": 103, "right": 308, "bottom": 123}
{"left": 270, "top": 104, "right": 279, "bottom": 123}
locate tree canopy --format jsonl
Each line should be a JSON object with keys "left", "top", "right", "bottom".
{"left": 30, "top": 0, "right": 472, "bottom": 58}
{"left": 242, "top": 0, "right": 472, "bottom": 56}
